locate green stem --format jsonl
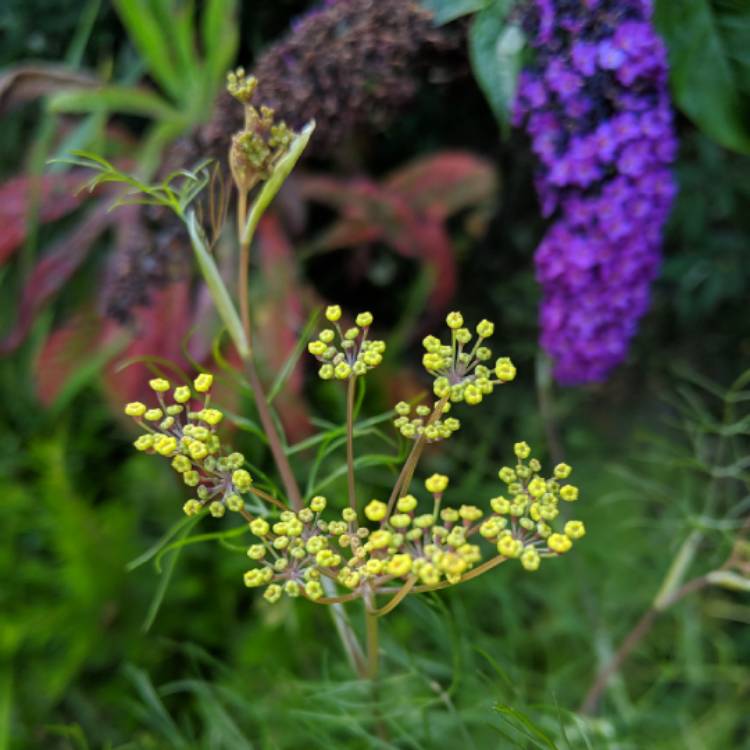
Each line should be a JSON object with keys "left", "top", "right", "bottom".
{"left": 365, "top": 605, "right": 380, "bottom": 681}
{"left": 346, "top": 376, "right": 357, "bottom": 510}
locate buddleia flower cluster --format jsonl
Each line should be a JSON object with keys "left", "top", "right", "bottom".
{"left": 241, "top": 442, "right": 584, "bottom": 605}
{"left": 123, "top": 374, "right": 255, "bottom": 519}
{"left": 308, "top": 305, "right": 386, "bottom": 381}
{"left": 513, "top": 0, "right": 677, "bottom": 384}
{"left": 422, "top": 312, "right": 517, "bottom": 406}
{"left": 393, "top": 400, "right": 460, "bottom": 443}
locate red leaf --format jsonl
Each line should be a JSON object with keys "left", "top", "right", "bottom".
{"left": 0, "top": 172, "right": 89, "bottom": 265}
{"left": 0, "top": 202, "right": 113, "bottom": 353}
{"left": 35, "top": 308, "right": 110, "bottom": 405}
{"left": 385, "top": 151, "right": 498, "bottom": 221}
{"left": 103, "top": 281, "right": 194, "bottom": 406}
{"left": 256, "top": 214, "right": 313, "bottom": 442}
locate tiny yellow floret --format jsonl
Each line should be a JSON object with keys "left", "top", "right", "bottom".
{"left": 173, "top": 386, "right": 191, "bottom": 403}
{"left": 425, "top": 473, "right": 449, "bottom": 494}
{"left": 355, "top": 312, "right": 373, "bottom": 327}
{"left": 149, "top": 378, "right": 170, "bottom": 392}
{"left": 325, "top": 305, "right": 342, "bottom": 322}
{"left": 364, "top": 499, "right": 388, "bottom": 522}
{"left": 446, "top": 311, "right": 464, "bottom": 329}
{"left": 194, "top": 373, "right": 214, "bottom": 392}
{"left": 124, "top": 401, "right": 147, "bottom": 417}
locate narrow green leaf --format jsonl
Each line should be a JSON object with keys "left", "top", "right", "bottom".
{"left": 267, "top": 309, "right": 321, "bottom": 403}
{"left": 48, "top": 85, "right": 180, "bottom": 121}
{"left": 469, "top": 0, "right": 524, "bottom": 134}
{"left": 154, "top": 526, "right": 249, "bottom": 572}
{"left": 113, "top": 0, "right": 184, "bottom": 101}
{"left": 242, "top": 121, "right": 316, "bottom": 245}
{"left": 126, "top": 513, "right": 202, "bottom": 572}
{"left": 142, "top": 520, "right": 193, "bottom": 632}
{"left": 124, "top": 665, "right": 188, "bottom": 747}
{"left": 493, "top": 705, "right": 560, "bottom": 749}
{"left": 187, "top": 210, "right": 250, "bottom": 359}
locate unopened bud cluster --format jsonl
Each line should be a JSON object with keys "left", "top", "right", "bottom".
{"left": 423, "top": 312, "right": 516, "bottom": 406}
{"left": 124, "top": 374, "right": 254, "bottom": 518}
{"left": 308, "top": 305, "right": 386, "bottom": 381}
{"left": 227, "top": 68, "right": 294, "bottom": 192}
{"left": 393, "top": 400, "right": 460, "bottom": 442}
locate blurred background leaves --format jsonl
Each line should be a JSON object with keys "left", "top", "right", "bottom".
{"left": 1, "top": 0, "right": 750, "bottom": 748}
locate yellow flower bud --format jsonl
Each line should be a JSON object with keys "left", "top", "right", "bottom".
{"left": 459, "top": 505, "right": 483, "bottom": 522}
{"left": 250, "top": 518, "right": 270, "bottom": 536}
{"left": 547, "top": 533, "right": 571, "bottom": 553}
{"left": 144, "top": 408, "right": 163, "bottom": 422}
{"left": 133, "top": 434, "right": 154, "bottom": 451}
{"left": 304, "top": 581, "right": 323, "bottom": 600}
{"left": 560, "top": 484, "right": 579, "bottom": 502}
{"left": 232, "top": 469, "right": 253, "bottom": 492}
{"left": 325, "top": 305, "right": 342, "bottom": 322}
{"left": 425, "top": 473, "right": 449, "bottom": 494}
{"left": 476, "top": 319, "right": 495, "bottom": 338}
{"left": 355, "top": 312, "right": 373, "bottom": 327}
{"left": 564, "top": 520, "right": 586, "bottom": 539}
{"left": 554, "top": 463, "right": 572, "bottom": 479}
{"left": 497, "top": 535, "right": 523, "bottom": 558}
{"left": 513, "top": 441, "right": 531, "bottom": 459}
{"left": 264, "top": 584, "right": 283, "bottom": 603}
{"left": 396, "top": 494, "right": 418, "bottom": 513}
{"left": 194, "top": 373, "right": 214, "bottom": 392}
{"left": 173, "top": 386, "right": 191, "bottom": 404}
{"left": 155, "top": 436, "right": 178, "bottom": 456}
{"left": 495, "top": 357, "right": 517, "bottom": 382}
{"left": 387, "top": 553, "right": 413, "bottom": 577}
{"left": 368, "top": 529, "right": 392, "bottom": 549}
{"left": 149, "top": 378, "right": 170, "bottom": 392}
{"left": 521, "top": 547, "right": 540, "bottom": 571}
{"left": 446, "top": 311, "right": 464, "bottom": 329}
{"left": 310, "top": 495, "right": 327, "bottom": 512}
{"left": 364, "top": 499, "right": 388, "bottom": 522}
{"left": 124, "top": 401, "right": 147, "bottom": 417}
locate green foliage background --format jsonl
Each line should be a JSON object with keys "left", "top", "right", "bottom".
{"left": 1, "top": 1, "right": 750, "bottom": 748}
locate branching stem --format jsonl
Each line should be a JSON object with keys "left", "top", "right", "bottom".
{"left": 346, "top": 376, "right": 357, "bottom": 510}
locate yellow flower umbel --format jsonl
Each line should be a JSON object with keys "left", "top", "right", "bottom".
{"left": 422, "top": 313, "right": 516, "bottom": 406}
{"left": 240, "top": 444, "right": 584, "bottom": 605}
{"left": 123, "top": 373, "right": 254, "bottom": 518}
{"left": 308, "top": 306, "right": 386, "bottom": 380}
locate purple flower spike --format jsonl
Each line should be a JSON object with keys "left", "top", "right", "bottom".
{"left": 514, "top": 0, "right": 678, "bottom": 385}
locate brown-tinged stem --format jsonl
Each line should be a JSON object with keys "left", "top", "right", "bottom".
{"left": 409, "top": 554, "right": 509, "bottom": 594}
{"left": 582, "top": 515, "right": 750, "bottom": 714}
{"left": 365, "top": 605, "right": 380, "bottom": 680}
{"left": 386, "top": 396, "right": 448, "bottom": 515}
{"left": 235, "top": 187, "right": 303, "bottom": 510}
{"left": 237, "top": 188, "right": 251, "bottom": 344}
{"left": 244, "top": 360, "right": 303, "bottom": 510}
{"left": 372, "top": 576, "right": 416, "bottom": 617}
{"left": 579, "top": 574, "right": 710, "bottom": 715}
{"left": 247, "top": 485, "right": 288, "bottom": 511}
{"left": 346, "top": 376, "right": 357, "bottom": 510}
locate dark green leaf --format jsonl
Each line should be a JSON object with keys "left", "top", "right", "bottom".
{"left": 655, "top": 0, "right": 750, "bottom": 153}
{"left": 469, "top": 1, "right": 524, "bottom": 134}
